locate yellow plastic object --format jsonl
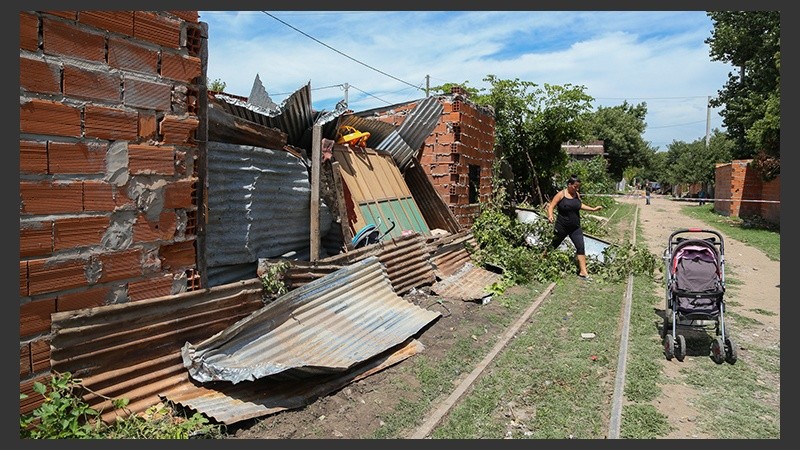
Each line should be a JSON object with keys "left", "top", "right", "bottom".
{"left": 335, "top": 125, "right": 370, "bottom": 147}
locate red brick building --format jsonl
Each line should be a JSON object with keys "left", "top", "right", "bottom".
{"left": 360, "top": 87, "right": 496, "bottom": 228}
{"left": 19, "top": 10, "right": 204, "bottom": 414}
{"left": 714, "top": 159, "right": 780, "bottom": 225}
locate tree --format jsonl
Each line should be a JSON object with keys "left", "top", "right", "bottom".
{"left": 208, "top": 78, "right": 227, "bottom": 92}
{"left": 705, "top": 11, "right": 779, "bottom": 171}
{"left": 562, "top": 156, "right": 615, "bottom": 196}
{"left": 585, "top": 101, "right": 650, "bottom": 181}
{"left": 645, "top": 150, "right": 669, "bottom": 187}
{"left": 663, "top": 129, "right": 733, "bottom": 187}
{"left": 635, "top": 145, "right": 662, "bottom": 186}
{"left": 474, "top": 75, "right": 594, "bottom": 205}
{"left": 429, "top": 81, "right": 483, "bottom": 98}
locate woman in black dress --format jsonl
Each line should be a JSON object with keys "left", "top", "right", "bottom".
{"left": 546, "top": 175, "right": 603, "bottom": 280}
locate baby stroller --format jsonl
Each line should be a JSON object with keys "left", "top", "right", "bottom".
{"left": 661, "top": 228, "right": 737, "bottom": 364}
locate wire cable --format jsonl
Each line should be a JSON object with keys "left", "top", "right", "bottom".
{"left": 262, "top": 12, "right": 423, "bottom": 92}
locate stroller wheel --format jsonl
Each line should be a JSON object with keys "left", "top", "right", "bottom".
{"left": 660, "top": 319, "right": 669, "bottom": 338}
{"left": 663, "top": 334, "right": 675, "bottom": 361}
{"left": 710, "top": 336, "right": 726, "bottom": 364}
{"left": 725, "top": 338, "right": 738, "bottom": 365}
{"left": 675, "top": 335, "right": 687, "bottom": 362}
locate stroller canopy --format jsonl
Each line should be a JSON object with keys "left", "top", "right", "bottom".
{"left": 672, "top": 240, "right": 721, "bottom": 294}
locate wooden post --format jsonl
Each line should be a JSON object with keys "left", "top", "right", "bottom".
{"left": 331, "top": 161, "right": 354, "bottom": 251}
{"left": 310, "top": 125, "right": 321, "bottom": 261}
{"left": 196, "top": 21, "right": 210, "bottom": 289}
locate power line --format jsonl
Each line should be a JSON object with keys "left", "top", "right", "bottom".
{"left": 347, "top": 85, "right": 392, "bottom": 106}
{"left": 648, "top": 120, "right": 707, "bottom": 129}
{"left": 270, "top": 83, "right": 344, "bottom": 97}
{"left": 594, "top": 95, "right": 712, "bottom": 100}
{"left": 262, "top": 12, "right": 423, "bottom": 92}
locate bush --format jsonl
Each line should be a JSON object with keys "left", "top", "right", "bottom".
{"left": 20, "top": 372, "right": 224, "bottom": 439}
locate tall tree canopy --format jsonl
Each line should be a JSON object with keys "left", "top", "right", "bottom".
{"left": 473, "top": 76, "right": 594, "bottom": 205}
{"left": 586, "top": 101, "right": 650, "bottom": 180}
{"left": 663, "top": 129, "right": 734, "bottom": 187}
{"left": 705, "top": 11, "right": 780, "bottom": 173}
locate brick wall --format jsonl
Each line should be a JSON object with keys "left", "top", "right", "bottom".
{"left": 370, "top": 87, "right": 496, "bottom": 228}
{"left": 714, "top": 159, "right": 780, "bottom": 225}
{"left": 19, "top": 10, "right": 204, "bottom": 414}
{"left": 760, "top": 176, "right": 780, "bottom": 224}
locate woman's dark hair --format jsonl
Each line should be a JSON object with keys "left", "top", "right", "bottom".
{"left": 567, "top": 174, "right": 581, "bottom": 185}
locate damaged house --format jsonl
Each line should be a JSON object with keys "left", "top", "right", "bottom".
{"left": 19, "top": 10, "right": 500, "bottom": 425}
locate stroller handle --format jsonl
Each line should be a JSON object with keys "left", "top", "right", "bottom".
{"left": 668, "top": 228, "right": 724, "bottom": 253}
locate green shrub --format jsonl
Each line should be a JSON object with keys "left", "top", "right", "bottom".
{"left": 20, "top": 372, "right": 223, "bottom": 439}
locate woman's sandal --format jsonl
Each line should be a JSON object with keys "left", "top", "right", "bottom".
{"left": 578, "top": 274, "right": 593, "bottom": 281}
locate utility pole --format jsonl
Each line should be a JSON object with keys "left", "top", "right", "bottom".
{"left": 425, "top": 75, "right": 430, "bottom": 97}
{"left": 705, "top": 95, "right": 711, "bottom": 147}
{"left": 343, "top": 83, "right": 349, "bottom": 106}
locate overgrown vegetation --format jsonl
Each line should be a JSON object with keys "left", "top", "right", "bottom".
{"left": 260, "top": 260, "right": 291, "bottom": 298}
{"left": 470, "top": 161, "right": 659, "bottom": 291}
{"left": 20, "top": 372, "right": 224, "bottom": 439}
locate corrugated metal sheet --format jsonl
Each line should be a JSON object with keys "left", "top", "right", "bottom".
{"left": 370, "top": 233, "right": 436, "bottom": 295}
{"left": 404, "top": 158, "right": 462, "bottom": 234}
{"left": 428, "top": 230, "right": 478, "bottom": 278}
{"left": 209, "top": 83, "right": 346, "bottom": 150}
{"left": 205, "top": 141, "right": 333, "bottom": 284}
{"left": 374, "top": 130, "right": 417, "bottom": 172}
{"left": 166, "top": 338, "right": 423, "bottom": 425}
{"left": 49, "top": 279, "right": 266, "bottom": 422}
{"left": 50, "top": 273, "right": 431, "bottom": 426}
{"left": 337, "top": 114, "right": 396, "bottom": 149}
{"left": 375, "top": 96, "right": 443, "bottom": 171}
{"left": 334, "top": 144, "right": 430, "bottom": 241}
{"left": 206, "top": 262, "right": 260, "bottom": 288}
{"left": 260, "top": 233, "right": 436, "bottom": 295}
{"left": 247, "top": 73, "right": 278, "bottom": 110}
{"left": 181, "top": 256, "right": 441, "bottom": 384}
{"left": 389, "top": 96, "right": 443, "bottom": 157}
{"left": 430, "top": 262, "right": 502, "bottom": 302}
{"left": 515, "top": 207, "right": 611, "bottom": 262}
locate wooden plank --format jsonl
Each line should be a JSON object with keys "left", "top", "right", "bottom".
{"left": 310, "top": 125, "right": 321, "bottom": 261}
{"left": 331, "top": 161, "right": 354, "bottom": 250}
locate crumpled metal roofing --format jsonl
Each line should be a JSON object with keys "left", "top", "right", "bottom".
{"left": 211, "top": 82, "right": 346, "bottom": 149}
{"left": 430, "top": 261, "right": 502, "bottom": 302}
{"left": 428, "top": 230, "right": 478, "bottom": 278}
{"left": 205, "top": 141, "right": 333, "bottom": 271}
{"left": 49, "top": 272, "right": 432, "bottom": 426}
{"left": 181, "top": 256, "right": 441, "bottom": 384}
{"left": 166, "top": 338, "right": 424, "bottom": 425}
{"left": 247, "top": 73, "right": 278, "bottom": 110}
{"left": 259, "top": 232, "right": 436, "bottom": 296}
{"left": 375, "top": 95, "right": 443, "bottom": 170}
{"left": 336, "top": 114, "right": 397, "bottom": 148}
{"left": 334, "top": 96, "right": 443, "bottom": 171}
{"left": 49, "top": 278, "right": 266, "bottom": 423}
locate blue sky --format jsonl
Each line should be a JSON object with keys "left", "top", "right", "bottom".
{"left": 200, "top": 11, "right": 734, "bottom": 151}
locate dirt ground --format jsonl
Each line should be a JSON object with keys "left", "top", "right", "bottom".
{"left": 226, "top": 194, "right": 780, "bottom": 439}
{"left": 620, "top": 194, "right": 780, "bottom": 439}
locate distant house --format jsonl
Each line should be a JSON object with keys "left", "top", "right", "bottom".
{"left": 561, "top": 140, "right": 606, "bottom": 160}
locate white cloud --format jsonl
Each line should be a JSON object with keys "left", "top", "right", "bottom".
{"left": 201, "top": 10, "right": 734, "bottom": 150}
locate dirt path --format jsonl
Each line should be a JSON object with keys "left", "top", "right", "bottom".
{"left": 228, "top": 194, "right": 779, "bottom": 439}
{"left": 619, "top": 194, "right": 780, "bottom": 438}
